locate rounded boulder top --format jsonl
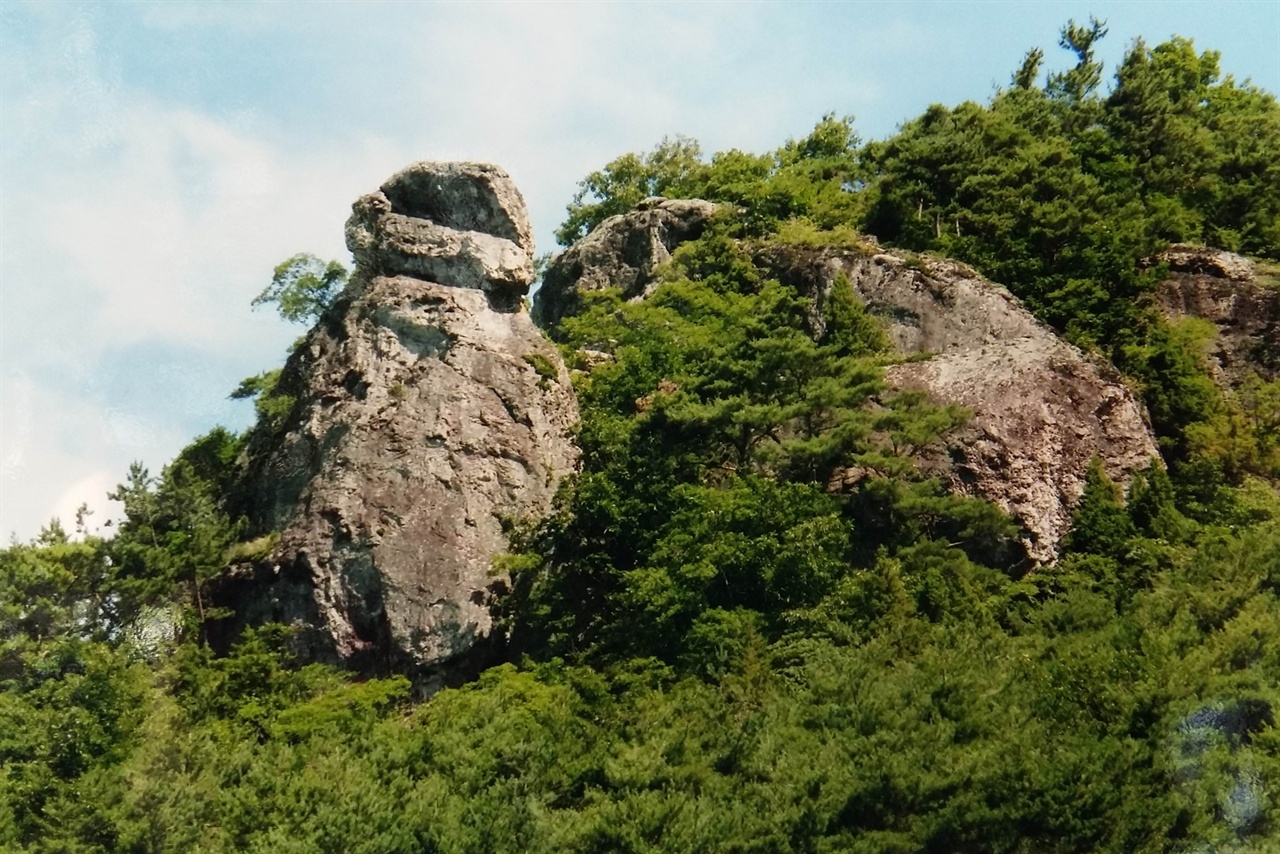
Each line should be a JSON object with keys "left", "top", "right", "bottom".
{"left": 379, "top": 161, "right": 533, "bottom": 251}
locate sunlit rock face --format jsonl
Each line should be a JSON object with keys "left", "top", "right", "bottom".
{"left": 1153, "top": 244, "right": 1279, "bottom": 386}
{"left": 759, "top": 245, "right": 1161, "bottom": 565}
{"left": 345, "top": 162, "right": 536, "bottom": 309}
{"left": 225, "top": 163, "right": 578, "bottom": 690}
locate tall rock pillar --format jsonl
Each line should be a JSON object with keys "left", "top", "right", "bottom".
{"left": 227, "top": 163, "right": 578, "bottom": 687}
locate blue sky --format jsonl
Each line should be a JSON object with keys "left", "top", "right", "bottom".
{"left": 2, "top": 0, "right": 1278, "bottom": 541}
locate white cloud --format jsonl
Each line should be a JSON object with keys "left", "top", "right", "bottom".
{"left": 386, "top": 3, "right": 883, "bottom": 251}
{"left": 15, "top": 100, "right": 359, "bottom": 353}
{"left": 50, "top": 470, "right": 121, "bottom": 538}
{"left": 127, "top": 0, "right": 286, "bottom": 33}
{"left": 0, "top": 14, "right": 413, "bottom": 539}
{"left": 0, "top": 112, "right": 401, "bottom": 537}
{"left": 0, "top": 371, "right": 165, "bottom": 539}
{"left": 0, "top": 1, "right": 915, "bottom": 542}
{"left": 0, "top": 372, "right": 35, "bottom": 488}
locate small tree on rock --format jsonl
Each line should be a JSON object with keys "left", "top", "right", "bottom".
{"left": 252, "top": 253, "right": 348, "bottom": 325}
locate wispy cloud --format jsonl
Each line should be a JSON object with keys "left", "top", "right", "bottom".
{"left": 3, "top": 0, "right": 1276, "bottom": 540}
{"left": 1, "top": 7, "right": 403, "bottom": 537}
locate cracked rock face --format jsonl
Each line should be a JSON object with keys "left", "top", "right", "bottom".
{"left": 533, "top": 207, "right": 1162, "bottom": 564}
{"left": 759, "top": 245, "right": 1161, "bottom": 564}
{"left": 884, "top": 340, "right": 1156, "bottom": 565}
{"left": 226, "top": 163, "right": 577, "bottom": 687}
{"left": 543, "top": 201, "right": 1160, "bottom": 562}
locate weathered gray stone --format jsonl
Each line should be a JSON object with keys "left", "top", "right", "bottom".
{"left": 1154, "top": 246, "right": 1279, "bottom": 385}
{"left": 346, "top": 161, "right": 535, "bottom": 306}
{"left": 227, "top": 164, "right": 577, "bottom": 689}
{"left": 1156, "top": 243, "right": 1255, "bottom": 282}
{"left": 756, "top": 246, "right": 1041, "bottom": 351}
{"left": 884, "top": 340, "right": 1156, "bottom": 564}
{"left": 756, "top": 243, "right": 1162, "bottom": 564}
{"left": 533, "top": 197, "right": 719, "bottom": 330}
{"left": 547, "top": 205, "right": 1161, "bottom": 562}
{"left": 233, "top": 277, "right": 577, "bottom": 685}
{"left": 381, "top": 161, "right": 533, "bottom": 250}
{"left": 347, "top": 197, "right": 533, "bottom": 298}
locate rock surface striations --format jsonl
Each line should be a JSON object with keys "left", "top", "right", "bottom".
{"left": 228, "top": 163, "right": 578, "bottom": 686}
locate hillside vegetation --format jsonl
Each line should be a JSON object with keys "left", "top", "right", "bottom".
{"left": 4, "top": 23, "right": 1280, "bottom": 853}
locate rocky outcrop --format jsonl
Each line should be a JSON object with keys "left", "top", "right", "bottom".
{"left": 756, "top": 247, "right": 1041, "bottom": 351}
{"left": 1153, "top": 244, "right": 1279, "bottom": 385}
{"left": 1157, "top": 243, "right": 1256, "bottom": 283}
{"left": 346, "top": 162, "right": 535, "bottom": 310}
{"left": 226, "top": 162, "right": 577, "bottom": 688}
{"left": 532, "top": 197, "right": 719, "bottom": 331}
{"left": 541, "top": 201, "right": 1161, "bottom": 562}
{"left": 883, "top": 344, "right": 1153, "bottom": 564}
{"left": 757, "top": 245, "right": 1161, "bottom": 564}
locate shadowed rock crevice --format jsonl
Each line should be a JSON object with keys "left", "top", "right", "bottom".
{"left": 379, "top": 161, "right": 533, "bottom": 248}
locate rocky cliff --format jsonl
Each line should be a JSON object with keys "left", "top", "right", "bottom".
{"left": 225, "top": 163, "right": 578, "bottom": 687}
{"left": 539, "top": 207, "right": 1162, "bottom": 563}
{"left": 1153, "top": 244, "right": 1279, "bottom": 386}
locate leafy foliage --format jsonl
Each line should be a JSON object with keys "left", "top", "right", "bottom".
{"left": 505, "top": 225, "right": 995, "bottom": 671}
{"left": 106, "top": 430, "right": 244, "bottom": 633}
{"left": 252, "top": 253, "right": 348, "bottom": 325}
{"left": 6, "top": 20, "right": 1280, "bottom": 854}
{"left": 234, "top": 252, "right": 349, "bottom": 437}
{"left": 557, "top": 114, "right": 865, "bottom": 245}
{"left": 854, "top": 25, "right": 1278, "bottom": 494}
{"left": 229, "top": 368, "right": 296, "bottom": 434}
{"left": 555, "top": 135, "right": 706, "bottom": 246}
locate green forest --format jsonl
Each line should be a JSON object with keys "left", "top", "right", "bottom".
{"left": 4, "top": 22, "right": 1280, "bottom": 853}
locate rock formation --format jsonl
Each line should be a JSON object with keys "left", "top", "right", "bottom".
{"left": 345, "top": 163, "right": 535, "bottom": 310}
{"left": 1153, "top": 244, "right": 1279, "bottom": 386}
{"left": 226, "top": 162, "right": 578, "bottom": 687}
{"left": 541, "top": 207, "right": 1161, "bottom": 564}
{"left": 758, "top": 246, "right": 1161, "bottom": 564}
{"left": 533, "top": 197, "right": 719, "bottom": 330}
